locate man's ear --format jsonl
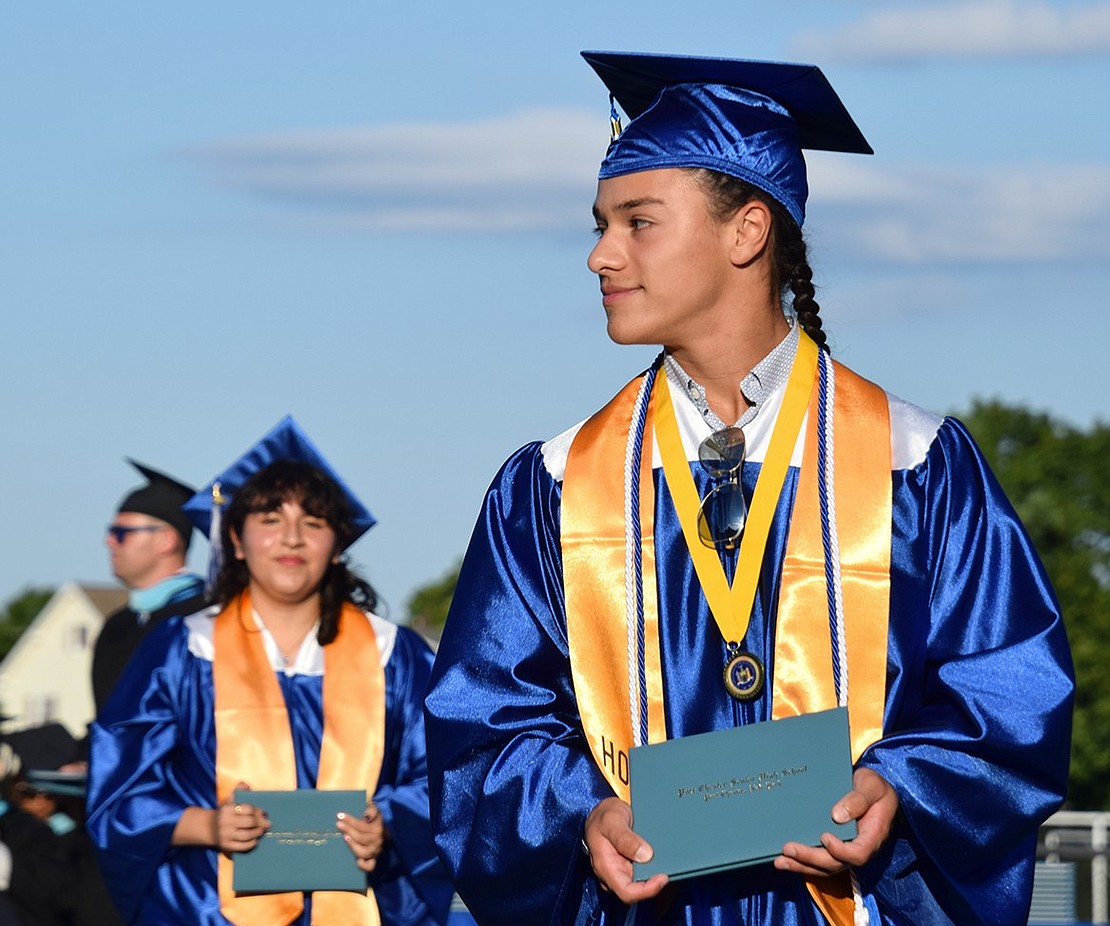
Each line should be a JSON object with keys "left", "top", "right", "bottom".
{"left": 728, "top": 199, "right": 773, "bottom": 267}
{"left": 155, "top": 524, "right": 179, "bottom": 557}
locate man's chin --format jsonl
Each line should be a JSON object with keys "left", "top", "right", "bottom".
{"left": 606, "top": 320, "right": 652, "bottom": 347}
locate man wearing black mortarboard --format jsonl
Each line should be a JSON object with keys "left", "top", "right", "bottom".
{"left": 92, "top": 460, "right": 207, "bottom": 712}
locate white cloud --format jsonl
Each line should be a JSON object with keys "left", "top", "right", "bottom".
{"left": 792, "top": 0, "right": 1110, "bottom": 61}
{"left": 808, "top": 156, "right": 1110, "bottom": 262}
{"left": 186, "top": 109, "right": 605, "bottom": 232}
{"left": 186, "top": 109, "right": 1110, "bottom": 264}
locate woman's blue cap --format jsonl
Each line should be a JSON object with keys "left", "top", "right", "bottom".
{"left": 182, "top": 414, "right": 376, "bottom": 547}
{"left": 581, "top": 51, "right": 872, "bottom": 228}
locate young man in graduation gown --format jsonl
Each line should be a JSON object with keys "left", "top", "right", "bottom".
{"left": 94, "top": 460, "right": 207, "bottom": 712}
{"left": 423, "top": 52, "right": 1074, "bottom": 926}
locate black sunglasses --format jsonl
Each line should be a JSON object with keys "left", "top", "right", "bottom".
{"left": 106, "top": 524, "right": 165, "bottom": 544}
{"left": 696, "top": 427, "right": 748, "bottom": 550}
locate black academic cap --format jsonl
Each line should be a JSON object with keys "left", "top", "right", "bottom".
{"left": 2, "top": 723, "right": 80, "bottom": 773}
{"left": 116, "top": 459, "right": 197, "bottom": 546}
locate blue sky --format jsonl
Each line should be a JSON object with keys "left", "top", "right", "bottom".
{"left": 2, "top": 1, "right": 1108, "bottom": 621}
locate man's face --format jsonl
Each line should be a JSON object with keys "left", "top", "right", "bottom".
{"left": 587, "top": 168, "right": 736, "bottom": 350}
{"left": 105, "top": 511, "right": 171, "bottom": 589}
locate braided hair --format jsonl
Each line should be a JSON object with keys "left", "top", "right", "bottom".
{"left": 688, "top": 168, "right": 829, "bottom": 353}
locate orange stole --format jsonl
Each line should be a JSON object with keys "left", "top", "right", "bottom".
{"left": 562, "top": 361, "right": 891, "bottom": 926}
{"left": 213, "top": 591, "right": 385, "bottom": 926}
{"left": 564, "top": 374, "right": 666, "bottom": 800}
{"left": 772, "top": 362, "right": 891, "bottom": 925}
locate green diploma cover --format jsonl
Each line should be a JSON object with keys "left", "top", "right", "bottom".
{"left": 232, "top": 789, "right": 368, "bottom": 893}
{"left": 630, "top": 707, "right": 856, "bottom": 881}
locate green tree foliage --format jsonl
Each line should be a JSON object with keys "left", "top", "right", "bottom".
{"left": 960, "top": 400, "right": 1110, "bottom": 809}
{"left": 0, "top": 586, "right": 55, "bottom": 662}
{"left": 406, "top": 561, "right": 461, "bottom": 643}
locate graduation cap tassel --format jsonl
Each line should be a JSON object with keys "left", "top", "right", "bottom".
{"left": 207, "top": 482, "right": 225, "bottom": 594}
{"left": 608, "top": 93, "right": 623, "bottom": 140}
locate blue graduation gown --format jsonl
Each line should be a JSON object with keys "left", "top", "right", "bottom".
{"left": 424, "top": 383, "right": 1074, "bottom": 926}
{"left": 87, "top": 609, "right": 452, "bottom": 926}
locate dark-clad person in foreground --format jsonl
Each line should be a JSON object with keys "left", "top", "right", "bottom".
{"left": 88, "top": 417, "right": 451, "bottom": 925}
{"left": 423, "top": 52, "right": 1074, "bottom": 925}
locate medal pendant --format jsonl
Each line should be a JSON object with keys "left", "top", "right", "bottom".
{"left": 723, "top": 650, "right": 765, "bottom": 701}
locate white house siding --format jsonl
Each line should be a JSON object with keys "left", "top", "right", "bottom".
{"left": 0, "top": 582, "right": 126, "bottom": 739}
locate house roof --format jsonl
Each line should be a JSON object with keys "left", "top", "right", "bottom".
{"left": 78, "top": 584, "right": 128, "bottom": 618}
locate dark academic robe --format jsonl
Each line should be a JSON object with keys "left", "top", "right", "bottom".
{"left": 91, "top": 575, "right": 206, "bottom": 713}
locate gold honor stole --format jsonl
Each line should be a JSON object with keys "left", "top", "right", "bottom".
{"left": 563, "top": 341, "right": 891, "bottom": 926}
{"left": 213, "top": 591, "right": 385, "bottom": 926}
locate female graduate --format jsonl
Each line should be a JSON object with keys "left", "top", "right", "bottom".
{"left": 88, "top": 416, "right": 451, "bottom": 926}
{"left": 423, "top": 52, "right": 1074, "bottom": 925}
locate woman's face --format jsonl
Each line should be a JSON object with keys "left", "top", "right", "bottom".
{"left": 587, "top": 167, "right": 737, "bottom": 349}
{"left": 231, "top": 499, "right": 337, "bottom": 608}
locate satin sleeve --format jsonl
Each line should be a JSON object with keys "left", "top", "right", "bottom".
{"left": 424, "top": 443, "right": 618, "bottom": 926}
{"left": 858, "top": 417, "right": 1075, "bottom": 924}
{"left": 371, "top": 625, "right": 453, "bottom": 926}
{"left": 85, "top": 617, "right": 206, "bottom": 923}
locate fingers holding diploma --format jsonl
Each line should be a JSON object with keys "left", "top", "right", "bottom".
{"left": 337, "top": 801, "right": 387, "bottom": 872}
{"left": 774, "top": 767, "right": 899, "bottom": 877}
{"left": 217, "top": 781, "right": 270, "bottom": 854}
{"left": 584, "top": 797, "right": 669, "bottom": 904}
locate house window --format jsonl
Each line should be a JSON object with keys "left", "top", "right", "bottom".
{"left": 63, "top": 624, "right": 90, "bottom": 652}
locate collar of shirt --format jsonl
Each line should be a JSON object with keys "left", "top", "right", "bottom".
{"left": 128, "top": 570, "right": 204, "bottom": 615}
{"left": 663, "top": 323, "right": 800, "bottom": 430}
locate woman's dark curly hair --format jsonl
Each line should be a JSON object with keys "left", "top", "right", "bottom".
{"left": 212, "top": 460, "right": 378, "bottom": 646}
{"left": 688, "top": 168, "right": 829, "bottom": 353}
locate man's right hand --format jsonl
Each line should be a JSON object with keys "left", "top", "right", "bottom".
{"left": 583, "top": 797, "right": 668, "bottom": 904}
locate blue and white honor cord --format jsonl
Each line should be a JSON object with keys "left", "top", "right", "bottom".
{"left": 620, "top": 351, "right": 868, "bottom": 924}
{"left": 624, "top": 361, "right": 659, "bottom": 750}
{"left": 815, "top": 350, "right": 868, "bottom": 925}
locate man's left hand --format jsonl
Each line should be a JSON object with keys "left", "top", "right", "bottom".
{"left": 773, "top": 767, "right": 897, "bottom": 877}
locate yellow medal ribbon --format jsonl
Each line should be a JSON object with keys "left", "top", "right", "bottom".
{"left": 213, "top": 590, "right": 384, "bottom": 926}
{"left": 563, "top": 337, "right": 892, "bottom": 926}
{"left": 652, "top": 332, "right": 818, "bottom": 647}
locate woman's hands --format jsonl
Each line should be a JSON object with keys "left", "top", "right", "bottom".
{"left": 171, "top": 781, "right": 269, "bottom": 852}
{"left": 338, "top": 801, "right": 388, "bottom": 872}
{"left": 215, "top": 782, "right": 270, "bottom": 854}
{"left": 175, "top": 785, "right": 391, "bottom": 872}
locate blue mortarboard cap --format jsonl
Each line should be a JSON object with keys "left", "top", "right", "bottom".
{"left": 582, "top": 51, "right": 873, "bottom": 228}
{"left": 182, "top": 415, "right": 376, "bottom": 547}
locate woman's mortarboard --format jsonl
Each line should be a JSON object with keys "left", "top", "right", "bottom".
{"left": 116, "top": 460, "right": 197, "bottom": 546}
{"left": 183, "top": 414, "right": 376, "bottom": 568}
{"left": 581, "top": 50, "right": 873, "bottom": 228}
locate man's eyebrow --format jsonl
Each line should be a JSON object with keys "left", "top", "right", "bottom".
{"left": 592, "top": 196, "right": 667, "bottom": 220}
